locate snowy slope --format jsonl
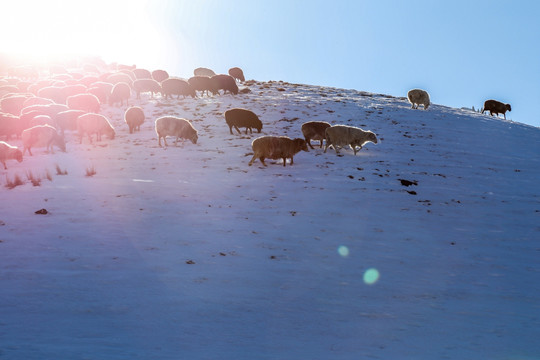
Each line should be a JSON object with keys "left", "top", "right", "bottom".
{"left": 1, "top": 80, "right": 540, "bottom": 360}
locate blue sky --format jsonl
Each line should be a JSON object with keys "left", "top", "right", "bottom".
{"left": 2, "top": 0, "right": 539, "bottom": 127}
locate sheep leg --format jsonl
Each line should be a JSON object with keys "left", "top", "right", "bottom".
{"left": 260, "top": 157, "right": 267, "bottom": 166}
{"left": 290, "top": 156, "right": 294, "bottom": 165}
{"left": 306, "top": 138, "right": 315, "bottom": 150}
{"left": 248, "top": 154, "right": 258, "bottom": 166}
{"left": 282, "top": 157, "right": 287, "bottom": 167}
{"left": 319, "top": 140, "right": 323, "bottom": 148}
{"left": 234, "top": 126, "right": 242, "bottom": 134}
{"left": 2, "top": 161, "right": 6, "bottom": 170}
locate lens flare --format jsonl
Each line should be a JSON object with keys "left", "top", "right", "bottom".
{"left": 363, "top": 268, "right": 380, "bottom": 285}
{"left": 337, "top": 245, "right": 349, "bottom": 257}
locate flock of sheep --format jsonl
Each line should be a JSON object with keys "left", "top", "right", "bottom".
{"left": 0, "top": 59, "right": 512, "bottom": 170}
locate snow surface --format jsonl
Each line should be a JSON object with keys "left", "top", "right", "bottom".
{"left": 1, "top": 80, "right": 540, "bottom": 359}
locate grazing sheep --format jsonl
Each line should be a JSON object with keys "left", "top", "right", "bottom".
{"left": 228, "top": 67, "right": 245, "bottom": 82}
{"left": 78, "top": 75, "right": 100, "bottom": 87}
{"left": 0, "top": 112, "right": 25, "bottom": 139}
{"left": 0, "top": 141, "right": 23, "bottom": 169}
{"left": 1, "top": 95, "right": 32, "bottom": 115}
{"left": 482, "top": 99, "right": 511, "bottom": 119}
{"left": 324, "top": 125, "right": 378, "bottom": 155}
{"left": 224, "top": 108, "right": 263, "bottom": 135}
{"left": 77, "top": 113, "right": 115, "bottom": 143}
{"left": 188, "top": 76, "right": 217, "bottom": 97}
{"left": 152, "top": 69, "right": 169, "bottom": 83}
{"left": 407, "top": 89, "right": 431, "bottom": 110}
{"left": 107, "top": 72, "right": 133, "bottom": 87}
{"left": 133, "top": 68, "right": 152, "bottom": 79}
{"left": 66, "top": 93, "right": 100, "bottom": 113}
{"left": 194, "top": 67, "right": 216, "bottom": 77}
{"left": 248, "top": 136, "right": 309, "bottom": 167}
{"left": 22, "top": 96, "right": 54, "bottom": 108}
{"left": 109, "top": 82, "right": 131, "bottom": 106}
{"left": 124, "top": 106, "right": 145, "bottom": 133}
{"left": 21, "top": 125, "right": 66, "bottom": 155}
{"left": 37, "top": 86, "right": 66, "bottom": 104}
{"left": 87, "top": 81, "right": 113, "bottom": 103}
{"left": 56, "top": 109, "right": 86, "bottom": 135}
{"left": 155, "top": 116, "right": 198, "bottom": 147}
{"left": 62, "top": 84, "right": 87, "bottom": 99}
{"left": 161, "top": 78, "right": 196, "bottom": 99}
{"left": 211, "top": 74, "right": 239, "bottom": 95}
{"left": 133, "top": 79, "right": 161, "bottom": 99}
{"left": 301, "top": 121, "right": 331, "bottom": 149}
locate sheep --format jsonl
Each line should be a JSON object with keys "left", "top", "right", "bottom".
{"left": 133, "top": 79, "right": 161, "bottom": 99}
{"left": 21, "top": 125, "right": 66, "bottom": 155}
{"left": 21, "top": 103, "right": 69, "bottom": 118}
{"left": 37, "top": 86, "right": 66, "bottom": 104}
{"left": 0, "top": 141, "right": 23, "bottom": 169}
{"left": 0, "top": 112, "right": 25, "bottom": 139}
{"left": 124, "top": 106, "right": 145, "bottom": 133}
{"left": 56, "top": 109, "right": 86, "bottom": 135}
{"left": 133, "top": 68, "right": 152, "bottom": 79}
{"left": 62, "top": 84, "right": 87, "bottom": 100}
{"left": 161, "top": 78, "right": 196, "bottom": 99}
{"left": 87, "top": 81, "right": 113, "bottom": 103}
{"left": 1, "top": 94, "right": 32, "bottom": 115}
{"left": 407, "top": 89, "right": 430, "bottom": 110}
{"left": 109, "top": 82, "right": 131, "bottom": 106}
{"left": 66, "top": 93, "right": 100, "bottom": 113}
{"left": 152, "top": 69, "right": 169, "bottom": 83}
{"left": 78, "top": 75, "right": 100, "bottom": 87}
{"left": 77, "top": 113, "right": 115, "bottom": 144}
{"left": 211, "top": 74, "right": 239, "bottom": 95}
{"left": 224, "top": 108, "right": 263, "bottom": 135}
{"left": 194, "top": 67, "right": 216, "bottom": 77}
{"left": 188, "top": 76, "right": 217, "bottom": 97}
{"left": 482, "top": 99, "right": 511, "bottom": 119}
{"left": 228, "top": 67, "right": 245, "bottom": 82}
{"left": 22, "top": 96, "right": 54, "bottom": 108}
{"left": 155, "top": 116, "right": 198, "bottom": 147}
{"left": 107, "top": 72, "right": 133, "bottom": 87}
{"left": 324, "top": 125, "right": 378, "bottom": 155}
{"left": 248, "top": 136, "right": 309, "bottom": 167}
{"left": 301, "top": 121, "right": 331, "bottom": 149}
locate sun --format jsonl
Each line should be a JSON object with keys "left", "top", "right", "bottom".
{"left": 0, "top": 0, "right": 163, "bottom": 67}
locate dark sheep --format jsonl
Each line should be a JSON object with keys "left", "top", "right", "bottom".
{"left": 482, "top": 99, "right": 511, "bottom": 119}
{"left": 211, "top": 74, "right": 239, "bottom": 95}
{"left": 66, "top": 93, "right": 100, "bottom": 113}
{"left": 301, "top": 121, "right": 331, "bottom": 149}
{"left": 133, "top": 79, "right": 161, "bottom": 99}
{"left": 188, "top": 76, "right": 217, "bottom": 97}
{"left": 109, "top": 82, "right": 131, "bottom": 106}
{"left": 194, "top": 67, "right": 216, "bottom": 77}
{"left": 133, "top": 68, "right": 152, "bottom": 79}
{"left": 228, "top": 67, "right": 245, "bottom": 82}
{"left": 124, "top": 106, "right": 145, "bottom": 133}
{"left": 248, "top": 136, "right": 309, "bottom": 167}
{"left": 224, "top": 108, "right": 263, "bottom": 135}
{"left": 161, "top": 78, "right": 196, "bottom": 99}
{"left": 152, "top": 69, "right": 169, "bottom": 83}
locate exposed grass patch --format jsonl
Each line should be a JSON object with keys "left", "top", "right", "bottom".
{"left": 26, "top": 171, "right": 42, "bottom": 186}
{"left": 55, "top": 164, "right": 68, "bottom": 175}
{"left": 85, "top": 165, "right": 97, "bottom": 177}
{"left": 5, "top": 173, "right": 24, "bottom": 189}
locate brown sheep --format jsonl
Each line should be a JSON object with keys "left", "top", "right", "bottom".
{"left": 133, "top": 79, "right": 161, "bottom": 99}
{"left": 1, "top": 95, "right": 32, "bottom": 115}
{"left": 194, "top": 67, "right": 216, "bottom": 77}
{"left": 124, "top": 106, "right": 145, "bottom": 133}
{"left": 301, "top": 121, "right": 331, "bottom": 149}
{"left": 224, "top": 108, "right": 263, "bottom": 135}
{"left": 56, "top": 110, "right": 86, "bottom": 135}
{"left": 188, "top": 76, "right": 217, "bottom": 97}
{"left": 482, "top": 99, "right": 511, "bottom": 119}
{"left": 211, "top": 74, "right": 238, "bottom": 95}
{"left": 161, "top": 78, "right": 196, "bottom": 99}
{"left": 133, "top": 68, "right": 152, "bottom": 79}
{"left": 152, "top": 69, "right": 169, "bottom": 83}
{"left": 248, "top": 136, "right": 309, "bottom": 167}
{"left": 0, "top": 141, "right": 23, "bottom": 169}
{"left": 155, "top": 116, "right": 198, "bottom": 147}
{"left": 109, "top": 82, "right": 131, "bottom": 106}
{"left": 228, "top": 67, "right": 245, "bottom": 82}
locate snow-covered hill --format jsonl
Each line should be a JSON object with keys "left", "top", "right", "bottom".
{"left": 1, "top": 80, "right": 540, "bottom": 359}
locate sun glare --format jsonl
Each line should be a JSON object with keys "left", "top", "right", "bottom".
{"left": 0, "top": 0, "right": 164, "bottom": 68}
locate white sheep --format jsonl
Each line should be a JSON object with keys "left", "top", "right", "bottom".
{"left": 0, "top": 141, "right": 23, "bottom": 169}
{"left": 194, "top": 67, "right": 216, "bottom": 77}
{"left": 407, "top": 89, "right": 430, "bottom": 110}
{"left": 66, "top": 93, "right": 100, "bottom": 113}
{"left": 77, "top": 113, "right": 115, "bottom": 144}
{"left": 21, "top": 125, "right": 66, "bottom": 155}
{"left": 324, "top": 125, "right": 378, "bottom": 155}
{"left": 155, "top": 116, "right": 198, "bottom": 147}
